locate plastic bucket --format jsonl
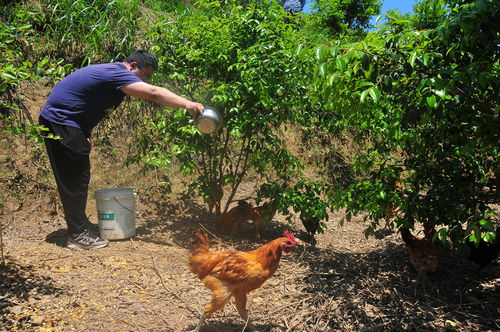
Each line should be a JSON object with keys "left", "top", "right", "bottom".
{"left": 94, "top": 188, "right": 136, "bottom": 240}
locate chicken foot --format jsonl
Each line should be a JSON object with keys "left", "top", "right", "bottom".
{"left": 187, "top": 312, "right": 205, "bottom": 332}
{"left": 235, "top": 290, "right": 259, "bottom": 332}
{"left": 241, "top": 313, "right": 259, "bottom": 332}
{"left": 188, "top": 312, "right": 259, "bottom": 332}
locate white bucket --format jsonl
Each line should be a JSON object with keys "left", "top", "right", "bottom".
{"left": 94, "top": 188, "right": 136, "bottom": 240}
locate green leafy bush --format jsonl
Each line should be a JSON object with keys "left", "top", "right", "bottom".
{"left": 305, "top": 0, "right": 499, "bottom": 244}
{"left": 129, "top": 0, "right": 324, "bottom": 219}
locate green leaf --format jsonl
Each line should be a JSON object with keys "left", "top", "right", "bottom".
{"left": 369, "top": 87, "right": 381, "bottom": 102}
{"left": 426, "top": 95, "right": 437, "bottom": 108}
{"left": 319, "top": 63, "right": 327, "bottom": 77}
{"left": 357, "top": 81, "right": 374, "bottom": 88}
{"left": 473, "top": 225, "right": 481, "bottom": 245}
{"left": 422, "top": 54, "right": 430, "bottom": 66}
{"left": 437, "top": 228, "right": 448, "bottom": 242}
{"left": 479, "top": 219, "right": 494, "bottom": 231}
{"left": 409, "top": 52, "right": 417, "bottom": 67}
{"left": 295, "top": 44, "right": 304, "bottom": 56}
{"left": 316, "top": 46, "right": 327, "bottom": 62}
{"left": 336, "top": 58, "right": 346, "bottom": 72}
{"left": 330, "top": 47, "right": 338, "bottom": 58}
{"left": 483, "top": 233, "right": 493, "bottom": 243}
{"left": 360, "top": 89, "right": 369, "bottom": 103}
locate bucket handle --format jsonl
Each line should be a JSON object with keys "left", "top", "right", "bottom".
{"left": 113, "top": 196, "right": 138, "bottom": 215}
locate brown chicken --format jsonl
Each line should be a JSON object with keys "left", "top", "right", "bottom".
{"left": 188, "top": 230, "right": 297, "bottom": 332}
{"left": 215, "top": 200, "right": 252, "bottom": 231}
{"left": 401, "top": 223, "right": 439, "bottom": 294}
{"left": 384, "top": 172, "right": 404, "bottom": 228}
{"left": 205, "top": 181, "right": 223, "bottom": 214}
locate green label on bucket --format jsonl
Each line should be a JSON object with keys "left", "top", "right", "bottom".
{"left": 99, "top": 212, "right": 115, "bottom": 220}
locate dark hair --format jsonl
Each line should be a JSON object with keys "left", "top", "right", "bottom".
{"left": 125, "top": 50, "right": 158, "bottom": 71}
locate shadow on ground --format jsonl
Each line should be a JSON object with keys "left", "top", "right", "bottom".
{"left": 0, "top": 261, "right": 63, "bottom": 330}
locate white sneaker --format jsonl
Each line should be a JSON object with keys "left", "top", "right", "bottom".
{"left": 67, "top": 229, "right": 108, "bottom": 250}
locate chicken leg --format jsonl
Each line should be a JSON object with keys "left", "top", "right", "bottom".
{"left": 188, "top": 312, "right": 205, "bottom": 332}
{"left": 234, "top": 289, "right": 259, "bottom": 332}
{"left": 189, "top": 279, "right": 232, "bottom": 332}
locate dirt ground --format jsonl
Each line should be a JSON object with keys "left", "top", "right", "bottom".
{"left": 2, "top": 168, "right": 499, "bottom": 332}
{"left": 1, "top": 81, "right": 499, "bottom": 331}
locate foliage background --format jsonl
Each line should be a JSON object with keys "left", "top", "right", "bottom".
{"left": 1, "top": 0, "right": 498, "bottom": 249}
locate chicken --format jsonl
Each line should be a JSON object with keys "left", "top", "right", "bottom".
{"left": 204, "top": 181, "right": 223, "bottom": 214}
{"left": 215, "top": 200, "right": 252, "bottom": 231}
{"left": 247, "top": 202, "right": 277, "bottom": 237}
{"left": 384, "top": 172, "right": 404, "bottom": 228}
{"left": 466, "top": 226, "right": 500, "bottom": 269}
{"left": 188, "top": 230, "right": 297, "bottom": 332}
{"left": 384, "top": 203, "right": 401, "bottom": 227}
{"left": 300, "top": 215, "right": 320, "bottom": 246}
{"left": 301, "top": 215, "right": 320, "bottom": 236}
{"left": 401, "top": 223, "right": 439, "bottom": 294}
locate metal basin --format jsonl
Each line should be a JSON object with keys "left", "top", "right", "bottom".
{"left": 196, "top": 107, "right": 222, "bottom": 134}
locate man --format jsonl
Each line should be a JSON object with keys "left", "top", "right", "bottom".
{"left": 39, "top": 50, "right": 204, "bottom": 250}
{"left": 281, "top": 0, "right": 306, "bottom": 13}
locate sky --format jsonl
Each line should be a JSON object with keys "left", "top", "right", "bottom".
{"left": 303, "top": 0, "right": 417, "bottom": 19}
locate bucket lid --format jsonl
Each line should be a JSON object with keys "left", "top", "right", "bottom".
{"left": 94, "top": 188, "right": 135, "bottom": 200}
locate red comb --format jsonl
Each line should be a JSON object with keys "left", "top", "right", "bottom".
{"left": 282, "top": 230, "right": 296, "bottom": 242}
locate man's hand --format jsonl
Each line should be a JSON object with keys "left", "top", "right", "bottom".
{"left": 185, "top": 101, "right": 204, "bottom": 118}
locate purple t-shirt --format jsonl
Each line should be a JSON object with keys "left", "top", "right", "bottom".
{"left": 40, "top": 62, "right": 142, "bottom": 133}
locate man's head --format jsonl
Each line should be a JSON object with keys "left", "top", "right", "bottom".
{"left": 124, "top": 50, "right": 158, "bottom": 83}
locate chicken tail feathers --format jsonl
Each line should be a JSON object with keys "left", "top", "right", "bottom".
{"left": 192, "top": 230, "right": 210, "bottom": 251}
{"left": 189, "top": 230, "right": 216, "bottom": 279}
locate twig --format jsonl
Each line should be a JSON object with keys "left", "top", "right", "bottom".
{"left": 129, "top": 237, "right": 137, "bottom": 250}
{"left": 241, "top": 315, "right": 250, "bottom": 332}
{"left": 313, "top": 296, "right": 335, "bottom": 330}
{"left": 0, "top": 216, "right": 4, "bottom": 265}
{"left": 39, "top": 255, "right": 72, "bottom": 262}
{"left": 150, "top": 253, "right": 200, "bottom": 315}
{"left": 198, "top": 223, "right": 219, "bottom": 241}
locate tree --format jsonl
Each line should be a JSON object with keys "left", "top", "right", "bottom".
{"left": 311, "top": 0, "right": 382, "bottom": 35}
{"left": 304, "top": 0, "right": 499, "bottom": 244}
{"left": 130, "top": 0, "right": 330, "bottom": 228}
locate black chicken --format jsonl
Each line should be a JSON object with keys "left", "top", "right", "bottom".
{"left": 301, "top": 216, "right": 319, "bottom": 235}
{"left": 300, "top": 215, "right": 320, "bottom": 245}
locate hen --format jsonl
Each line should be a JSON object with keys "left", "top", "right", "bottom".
{"left": 384, "top": 172, "right": 404, "bottom": 228}
{"left": 215, "top": 200, "right": 252, "bottom": 232}
{"left": 401, "top": 223, "right": 439, "bottom": 294}
{"left": 300, "top": 215, "right": 320, "bottom": 245}
{"left": 204, "top": 181, "right": 223, "bottom": 214}
{"left": 301, "top": 215, "right": 320, "bottom": 235}
{"left": 188, "top": 230, "right": 297, "bottom": 332}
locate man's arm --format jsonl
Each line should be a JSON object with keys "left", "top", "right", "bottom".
{"left": 121, "top": 82, "right": 204, "bottom": 117}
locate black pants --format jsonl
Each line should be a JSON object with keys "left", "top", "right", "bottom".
{"left": 39, "top": 116, "right": 91, "bottom": 234}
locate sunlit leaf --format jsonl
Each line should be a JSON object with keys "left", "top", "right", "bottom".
{"left": 426, "top": 95, "right": 437, "bottom": 108}
{"left": 369, "top": 87, "right": 381, "bottom": 102}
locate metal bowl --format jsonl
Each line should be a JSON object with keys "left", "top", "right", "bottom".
{"left": 196, "top": 107, "right": 222, "bottom": 134}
